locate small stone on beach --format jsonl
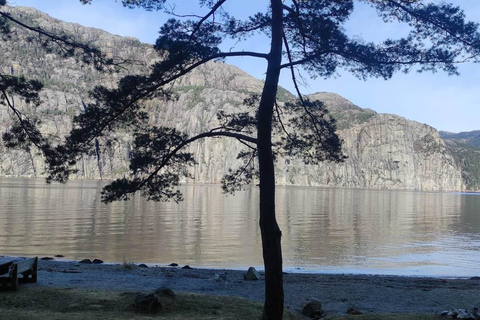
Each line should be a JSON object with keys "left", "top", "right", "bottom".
{"left": 92, "top": 259, "right": 104, "bottom": 264}
{"left": 168, "top": 263, "right": 178, "bottom": 267}
{"left": 182, "top": 265, "right": 192, "bottom": 269}
{"left": 441, "top": 308, "right": 477, "bottom": 319}
{"left": 243, "top": 267, "right": 260, "bottom": 280}
{"left": 214, "top": 273, "right": 228, "bottom": 282}
{"left": 79, "top": 259, "right": 92, "bottom": 264}
{"left": 347, "top": 307, "right": 362, "bottom": 315}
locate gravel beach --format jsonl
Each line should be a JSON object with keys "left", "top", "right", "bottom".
{"left": 6, "top": 258, "right": 475, "bottom": 317}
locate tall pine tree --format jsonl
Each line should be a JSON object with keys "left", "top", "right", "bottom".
{"left": 2, "top": 1, "right": 480, "bottom": 318}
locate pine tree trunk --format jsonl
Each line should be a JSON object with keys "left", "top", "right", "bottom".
{"left": 258, "top": 1, "right": 284, "bottom": 319}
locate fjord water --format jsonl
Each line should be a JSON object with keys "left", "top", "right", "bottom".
{"left": 1, "top": 178, "right": 479, "bottom": 277}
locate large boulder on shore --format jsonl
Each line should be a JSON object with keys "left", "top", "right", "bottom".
{"left": 154, "top": 287, "right": 175, "bottom": 298}
{"left": 134, "top": 288, "right": 175, "bottom": 313}
{"left": 243, "top": 267, "right": 260, "bottom": 280}
{"left": 301, "top": 299, "right": 323, "bottom": 318}
{"left": 134, "top": 293, "right": 164, "bottom": 313}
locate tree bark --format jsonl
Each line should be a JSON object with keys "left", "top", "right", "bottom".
{"left": 258, "top": 1, "right": 284, "bottom": 319}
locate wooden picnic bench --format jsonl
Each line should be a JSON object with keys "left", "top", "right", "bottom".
{"left": 0, "top": 257, "right": 38, "bottom": 291}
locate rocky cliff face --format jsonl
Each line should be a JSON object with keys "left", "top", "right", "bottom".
{"left": 293, "top": 93, "right": 463, "bottom": 191}
{"left": 0, "top": 5, "right": 465, "bottom": 191}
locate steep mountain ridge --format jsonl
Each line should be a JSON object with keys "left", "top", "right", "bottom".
{"left": 0, "top": 5, "right": 465, "bottom": 191}
{"left": 441, "top": 130, "right": 480, "bottom": 148}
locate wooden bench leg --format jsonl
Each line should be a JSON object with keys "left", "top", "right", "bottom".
{"left": 11, "top": 264, "right": 18, "bottom": 291}
{"left": 29, "top": 256, "right": 38, "bottom": 283}
{"left": 0, "top": 279, "right": 9, "bottom": 291}
{"left": 19, "top": 270, "right": 37, "bottom": 283}
{"left": 18, "top": 257, "right": 38, "bottom": 284}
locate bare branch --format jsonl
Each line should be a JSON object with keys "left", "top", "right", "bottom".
{"left": 274, "top": 101, "right": 293, "bottom": 143}
{"left": 282, "top": 31, "right": 330, "bottom": 151}
{"left": 236, "top": 137, "right": 256, "bottom": 150}
{"left": 189, "top": 0, "right": 228, "bottom": 42}
{"left": 223, "top": 150, "right": 256, "bottom": 193}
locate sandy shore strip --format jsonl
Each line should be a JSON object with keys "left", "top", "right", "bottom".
{"left": 3, "top": 257, "right": 480, "bottom": 316}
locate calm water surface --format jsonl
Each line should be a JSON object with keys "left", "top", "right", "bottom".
{"left": 1, "top": 178, "right": 479, "bottom": 277}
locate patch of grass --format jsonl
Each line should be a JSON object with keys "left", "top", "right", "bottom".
{"left": 325, "top": 314, "right": 442, "bottom": 320}
{"left": 116, "top": 261, "right": 136, "bottom": 270}
{"left": 0, "top": 287, "right": 299, "bottom": 320}
{"left": 276, "top": 86, "right": 295, "bottom": 103}
{"left": 331, "top": 110, "right": 375, "bottom": 130}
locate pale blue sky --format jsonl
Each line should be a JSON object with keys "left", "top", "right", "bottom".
{"left": 7, "top": 0, "right": 480, "bottom": 133}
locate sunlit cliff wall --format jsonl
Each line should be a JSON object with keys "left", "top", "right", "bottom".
{"left": 0, "top": 6, "right": 465, "bottom": 191}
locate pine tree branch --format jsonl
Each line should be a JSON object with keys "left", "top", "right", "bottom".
{"left": 0, "top": 10, "right": 120, "bottom": 69}
{"left": 1, "top": 88, "right": 44, "bottom": 150}
{"left": 222, "top": 149, "right": 256, "bottom": 193}
{"left": 69, "top": 50, "right": 267, "bottom": 155}
{"left": 109, "top": 130, "right": 257, "bottom": 199}
{"left": 282, "top": 31, "right": 330, "bottom": 151}
{"left": 386, "top": 0, "right": 480, "bottom": 52}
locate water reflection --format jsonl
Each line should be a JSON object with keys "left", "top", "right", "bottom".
{"left": 0, "top": 178, "right": 479, "bottom": 276}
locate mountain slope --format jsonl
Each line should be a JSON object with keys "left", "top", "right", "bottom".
{"left": 440, "top": 131, "right": 480, "bottom": 190}
{"left": 0, "top": 5, "right": 465, "bottom": 191}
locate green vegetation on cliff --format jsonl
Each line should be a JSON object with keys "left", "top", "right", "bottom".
{"left": 441, "top": 131, "right": 480, "bottom": 190}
